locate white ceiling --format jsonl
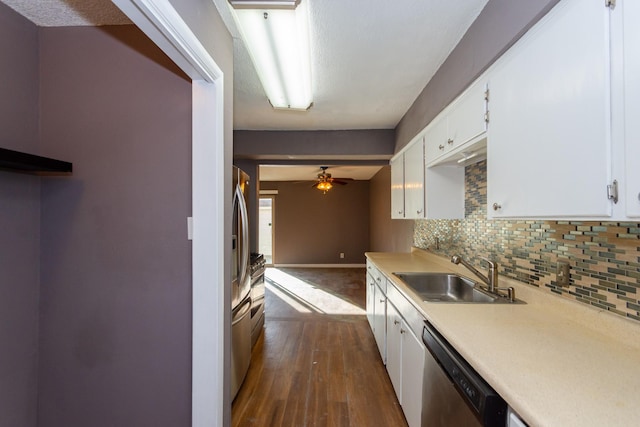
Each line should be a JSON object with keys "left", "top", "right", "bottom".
{"left": 214, "top": 0, "right": 489, "bottom": 130}
{"left": 259, "top": 165, "right": 382, "bottom": 182}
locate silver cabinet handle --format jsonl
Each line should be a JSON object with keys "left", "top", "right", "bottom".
{"left": 493, "top": 203, "right": 502, "bottom": 211}
{"left": 438, "top": 144, "right": 444, "bottom": 150}
{"left": 393, "top": 319, "right": 399, "bottom": 325}
{"left": 379, "top": 299, "right": 385, "bottom": 303}
{"left": 417, "top": 209, "right": 423, "bottom": 214}
{"left": 447, "top": 138, "right": 454, "bottom": 145}
{"left": 400, "top": 329, "right": 406, "bottom": 334}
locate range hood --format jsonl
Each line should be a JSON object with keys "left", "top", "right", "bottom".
{"left": 0, "top": 147, "right": 72, "bottom": 175}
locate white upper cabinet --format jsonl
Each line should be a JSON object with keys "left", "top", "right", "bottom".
{"left": 424, "top": 114, "right": 449, "bottom": 165}
{"left": 391, "top": 137, "right": 464, "bottom": 220}
{"left": 404, "top": 138, "right": 425, "bottom": 219}
{"left": 445, "top": 79, "right": 488, "bottom": 156}
{"left": 623, "top": 0, "right": 640, "bottom": 218}
{"left": 425, "top": 78, "right": 488, "bottom": 166}
{"left": 487, "top": 0, "right": 613, "bottom": 219}
{"left": 390, "top": 155, "right": 405, "bottom": 219}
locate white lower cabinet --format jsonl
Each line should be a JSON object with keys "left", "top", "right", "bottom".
{"left": 366, "top": 273, "right": 376, "bottom": 330}
{"left": 386, "top": 302, "right": 403, "bottom": 399}
{"left": 367, "top": 261, "right": 387, "bottom": 362}
{"left": 386, "top": 296, "right": 425, "bottom": 427}
{"left": 400, "top": 321, "right": 425, "bottom": 427}
{"left": 367, "top": 261, "right": 426, "bottom": 427}
{"left": 373, "top": 281, "right": 387, "bottom": 363}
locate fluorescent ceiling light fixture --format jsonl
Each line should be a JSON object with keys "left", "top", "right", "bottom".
{"left": 229, "top": 0, "right": 313, "bottom": 110}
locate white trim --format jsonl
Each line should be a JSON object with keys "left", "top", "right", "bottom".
{"left": 112, "top": 0, "right": 222, "bottom": 82}
{"left": 110, "top": 1, "right": 226, "bottom": 426}
{"left": 191, "top": 80, "right": 225, "bottom": 427}
{"left": 273, "top": 264, "right": 366, "bottom": 268}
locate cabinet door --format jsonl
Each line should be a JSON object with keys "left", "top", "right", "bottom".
{"left": 390, "top": 155, "right": 405, "bottom": 219}
{"left": 624, "top": 0, "right": 640, "bottom": 217}
{"left": 373, "top": 283, "right": 386, "bottom": 363}
{"left": 386, "top": 302, "right": 403, "bottom": 400}
{"left": 366, "top": 274, "right": 375, "bottom": 330}
{"left": 401, "top": 322, "right": 425, "bottom": 427}
{"left": 424, "top": 114, "right": 448, "bottom": 164}
{"left": 447, "top": 79, "right": 487, "bottom": 152}
{"left": 404, "top": 139, "right": 425, "bottom": 219}
{"left": 488, "top": 0, "right": 612, "bottom": 218}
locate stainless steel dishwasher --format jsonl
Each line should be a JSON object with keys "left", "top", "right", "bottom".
{"left": 422, "top": 321, "right": 507, "bottom": 426}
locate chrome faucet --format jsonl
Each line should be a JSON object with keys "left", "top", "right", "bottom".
{"left": 451, "top": 255, "right": 498, "bottom": 293}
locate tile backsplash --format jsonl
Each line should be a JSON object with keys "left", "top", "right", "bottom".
{"left": 414, "top": 161, "right": 640, "bottom": 322}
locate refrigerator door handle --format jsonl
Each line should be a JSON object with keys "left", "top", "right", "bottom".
{"left": 236, "top": 184, "right": 250, "bottom": 291}
{"left": 231, "top": 298, "right": 251, "bottom": 326}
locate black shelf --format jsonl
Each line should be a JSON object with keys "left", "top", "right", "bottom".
{"left": 0, "top": 147, "right": 72, "bottom": 175}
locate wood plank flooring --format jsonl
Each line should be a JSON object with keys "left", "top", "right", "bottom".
{"left": 232, "top": 268, "right": 408, "bottom": 427}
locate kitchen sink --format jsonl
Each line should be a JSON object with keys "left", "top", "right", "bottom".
{"left": 393, "top": 272, "right": 513, "bottom": 303}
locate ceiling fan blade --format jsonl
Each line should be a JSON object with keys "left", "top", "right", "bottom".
{"left": 330, "top": 178, "right": 353, "bottom": 185}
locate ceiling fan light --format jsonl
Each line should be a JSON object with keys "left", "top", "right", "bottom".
{"left": 230, "top": 0, "right": 312, "bottom": 110}
{"left": 317, "top": 181, "right": 332, "bottom": 192}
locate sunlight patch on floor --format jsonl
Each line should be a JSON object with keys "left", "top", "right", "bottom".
{"left": 266, "top": 268, "right": 365, "bottom": 315}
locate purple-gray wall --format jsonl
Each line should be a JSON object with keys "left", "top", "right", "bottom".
{"left": 234, "top": 129, "right": 395, "bottom": 159}
{"left": 369, "top": 166, "right": 414, "bottom": 253}
{"left": 395, "top": 0, "right": 561, "bottom": 151}
{"left": 0, "top": 4, "right": 40, "bottom": 427}
{"left": 37, "top": 26, "right": 193, "bottom": 427}
{"left": 260, "top": 181, "right": 370, "bottom": 264}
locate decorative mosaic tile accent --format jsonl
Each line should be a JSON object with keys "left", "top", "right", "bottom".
{"left": 415, "top": 161, "right": 640, "bottom": 322}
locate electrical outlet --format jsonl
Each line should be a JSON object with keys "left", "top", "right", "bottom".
{"left": 339, "top": 252, "right": 345, "bottom": 259}
{"left": 557, "top": 260, "right": 570, "bottom": 287}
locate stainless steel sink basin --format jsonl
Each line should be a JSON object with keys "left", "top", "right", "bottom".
{"left": 393, "top": 272, "right": 504, "bottom": 303}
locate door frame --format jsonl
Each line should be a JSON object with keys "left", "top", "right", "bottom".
{"left": 111, "top": 1, "right": 226, "bottom": 425}
{"left": 259, "top": 195, "right": 276, "bottom": 266}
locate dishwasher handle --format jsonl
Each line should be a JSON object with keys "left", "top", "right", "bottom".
{"left": 423, "top": 321, "right": 506, "bottom": 426}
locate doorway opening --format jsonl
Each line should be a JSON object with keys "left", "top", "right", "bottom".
{"left": 259, "top": 196, "right": 275, "bottom": 265}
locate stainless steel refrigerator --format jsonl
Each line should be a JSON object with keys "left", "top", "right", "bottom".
{"left": 231, "top": 166, "right": 252, "bottom": 400}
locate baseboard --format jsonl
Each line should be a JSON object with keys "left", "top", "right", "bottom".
{"left": 272, "top": 264, "right": 366, "bottom": 268}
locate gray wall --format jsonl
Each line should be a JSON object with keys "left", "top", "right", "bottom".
{"left": 0, "top": 4, "right": 40, "bottom": 427}
{"left": 38, "top": 26, "right": 193, "bottom": 427}
{"left": 234, "top": 129, "right": 395, "bottom": 159}
{"left": 395, "top": 0, "right": 561, "bottom": 151}
{"left": 369, "top": 166, "right": 414, "bottom": 253}
{"left": 260, "top": 181, "right": 370, "bottom": 264}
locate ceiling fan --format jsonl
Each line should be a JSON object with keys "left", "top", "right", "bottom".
{"left": 312, "top": 166, "right": 353, "bottom": 193}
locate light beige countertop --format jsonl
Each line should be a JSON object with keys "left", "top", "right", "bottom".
{"left": 366, "top": 248, "right": 640, "bottom": 427}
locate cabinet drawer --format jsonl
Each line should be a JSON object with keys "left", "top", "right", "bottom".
{"left": 386, "top": 281, "right": 424, "bottom": 339}
{"left": 366, "top": 261, "right": 386, "bottom": 294}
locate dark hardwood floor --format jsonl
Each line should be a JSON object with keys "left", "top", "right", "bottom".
{"left": 232, "top": 268, "right": 408, "bottom": 427}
